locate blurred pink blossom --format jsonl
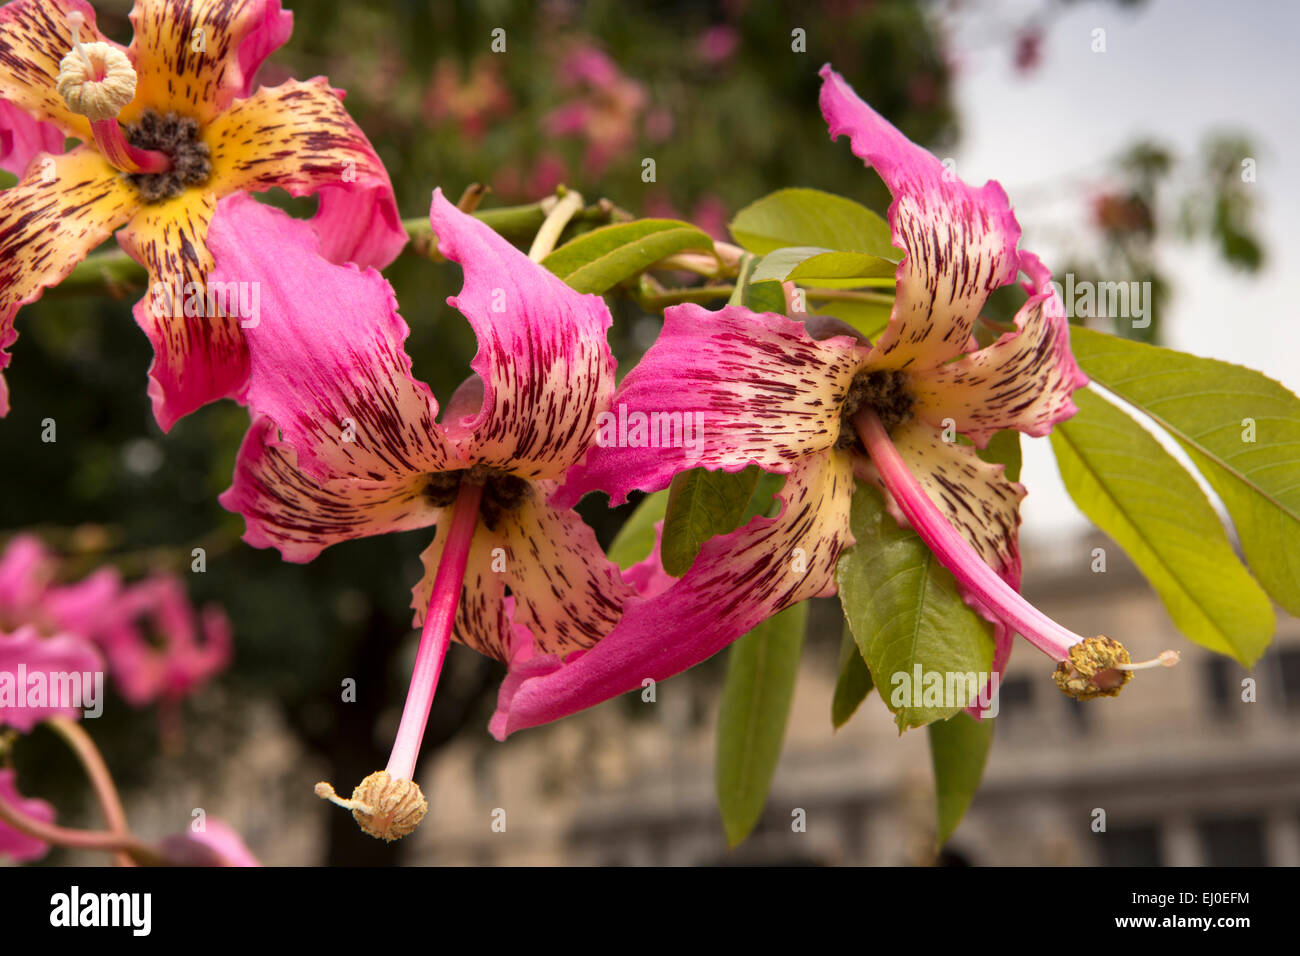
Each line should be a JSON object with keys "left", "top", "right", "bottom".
{"left": 424, "top": 56, "right": 513, "bottom": 141}
{"left": 695, "top": 25, "right": 739, "bottom": 66}
{"left": 0, "top": 768, "right": 54, "bottom": 862}
{"left": 545, "top": 41, "right": 650, "bottom": 178}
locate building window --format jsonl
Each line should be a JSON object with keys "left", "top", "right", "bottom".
{"left": 1204, "top": 655, "right": 1237, "bottom": 717}
{"left": 1277, "top": 647, "right": 1300, "bottom": 712}
{"left": 995, "top": 675, "right": 1034, "bottom": 724}
{"left": 1197, "top": 816, "right": 1267, "bottom": 866}
{"left": 1098, "top": 824, "right": 1163, "bottom": 866}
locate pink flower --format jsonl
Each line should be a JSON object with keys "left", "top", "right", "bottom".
{"left": 0, "top": 768, "right": 55, "bottom": 861}
{"left": 695, "top": 25, "right": 738, "bottom": 67}
{"left": 490, "top": 66, "right": 1133, "bottom": 737}
{"left": 0, "top": 97, "right": 63, "bottom": 176}
{"left": 157, "top": 818, "right": 260, "bottom": 866}
{"left": 0, "top": 625, "right": 104, "bottom": 731}
{"left": 92, "top": 575, "right": 231, "bottom": 708}
{"left": 214, "top": 189, "right": 640, "bottom": 837}
{"left": 0, "top": 0, "right": 407, "bottom": 427}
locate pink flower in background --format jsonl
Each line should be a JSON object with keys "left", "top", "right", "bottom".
{"left": 644, "top": 190, "right": 729, "bottom": 242}
{"left": 424, "top": 56, "right": 512, "bottom": 141}
{"left": 94, "top": 575, "right": 231, "bottom": 709}
{"left": 0, "top": 626, "right": 104, "bottom": 730}
{"left": 695, "top": 25, "right": 738, "bottom": 66}
{"left": 158, "top": 818, "right": 261, "bottom": 866}
{"left": 0, "top": 535, "right": 231, "bottom": 711}
{"left": 545, "top": 41, "right": 648, "bottom": 178}
{"left": 0, "top": 768, "right": 54, "bottom": 861}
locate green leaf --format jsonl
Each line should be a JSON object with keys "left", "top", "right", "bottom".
{"left": 729, "top": 188, "right": 899, "bottom": 259}
{"left": 752, "top": 246, "right": 897, "bottom": 288}
{"left": 743, "top": 279, "right": 787, "bottom": 314}
{"left": 831, "top": 624, "right": 874, "bottom": 728}
{"left": 715, "top": 601, "right": 808, "bottom": 848}
{"left": 0, "top": 169, "right": 16, "bottom": 190}
{"left": 835, "top": 483, "right": 995, "bottom": 730}
{"left": 928, "top": 712, "right": 994, "bottom": 845}
{"left": 661, "top": 467, "right": 761, "bottom": 576}
{"left": 606, "top": 490, "right": 669, "bottom": 571}
{"left": 541, "top": 219, "right": 713, "bottom": 294}
{"left": 977, "top": 429, "right": 1022, "bottom": 483}
{"left": 1072, "top": 327, "right": 1300, "bottom": 617}
{"left": 812, "top": 301, "right": 892, "bottom": 341}
{"left": 1050, "top": 388, "right": 1274, "bottom": 665}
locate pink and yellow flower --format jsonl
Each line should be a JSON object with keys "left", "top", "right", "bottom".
{"left": 0, "top": 0, "right": 406, "bottom": 427}
{"left": 490, "top": 66, "right": 1168, "bottom": 737}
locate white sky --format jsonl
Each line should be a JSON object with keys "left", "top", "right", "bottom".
{"left": 944, "top": 0, "right": 1300, "bottom": 541}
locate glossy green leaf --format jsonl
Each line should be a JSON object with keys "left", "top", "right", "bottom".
{"left": 1051, "top": 388, "right": 1274, "bottom": 665}
{"left": 661, "top": 466, "right": 761, "bottom": 576}
{"left": 542, "top": 218, "right": 713, "bottom": 294}
{"left": 752, "top": 246, "right": 897, "bottom": 288}
{"left": 715, "top": 601, "right": 808, "bottom": 848}
{"left": 606, "top": 490, "right": 669, "bottom": 571}
{"left": 744, "top": 279, "right": 787, "bottom": 314}
{"left": 928, "top": 712, "right": 993, "bottom": 845}
{"left": 812, "top": 300, "right": 892, "bottom": 341}
{"left": 977, "top": 428, "right": 1022, "bottom": 483}
{"left": 0, "top": 169, "right": 16, "bottom": 190}
{"left": 835, "top": 483, "right": 995, "bottom": 730}
{"left": 831, "top": 624, "right": 874, "bottom": 728}
{"left": 729, "top": 188, "right": 898, "bottom": 259}
{"left": 1072, "top": 327, "right": 1300, "bottom": 616}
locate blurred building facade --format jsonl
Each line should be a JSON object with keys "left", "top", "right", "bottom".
{"left": 414, "top": 533, "right": 1300, "bottom": 866}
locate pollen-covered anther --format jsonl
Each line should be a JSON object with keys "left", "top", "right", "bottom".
{"left": 1052, "top": 635, "right": 1136, "bottom": 701}
{"left": 839, "top": 369, "right": 914, "bottom": 447}
{"left": 56, "top": 12, "right": 137, "bottom": 122}
{"left": 314, "top": 771, "right": 427, "bottom": 842}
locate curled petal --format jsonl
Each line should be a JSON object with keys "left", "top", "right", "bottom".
{"left": 0, "top": 534, "right": 56, "bottom": 619}
{"left": 219, "top": 417, "right": 440, "bottom": 563}
{"left": 0, "top": 768, "right": 54, "bottom": 862}
{"left": 206, "top": 77, "right": 400, "bottom": 262}
{"left": 820, "top": 65, "right": 1021, "bottom": 373}
{"left": 125, "top": 0, "right": 294, "bottom": 123}
{"left": 118, "top": 189, "right": 252, "bottom": 431}
{"left": 158, "top": 818, "right": 260, "bottom": 866}
{"left": 207, "top": 194, "right": 453, "bottom": 481}
{"left": 0, "top": 625, "right": 105, "bottom": 731}
{"left": 411, "top": 482, "right": 633, "bottom": 662}
{"left": 0, "top": 98, "right": 65, "bottom": 176}
{"left": 0, "top": 0, "right": 118, "bottom": 142}
{"left": 492, "top": 449, "right": 854, "bottom": 738}
{"left": 911, "top": 251, "right": 1089, "bottom": 444}
{"left": 556, "top": 303, "right": 864, "bottom": 508}
{"left": 0, "top": 146, "right": 137, "bottom": 416}
{"left": 430, "top": 188, "right": 617, "bottom": 480}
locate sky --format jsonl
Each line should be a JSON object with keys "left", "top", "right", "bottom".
{"left": 943, "top": 0, "right": 1300, "bottom": 543}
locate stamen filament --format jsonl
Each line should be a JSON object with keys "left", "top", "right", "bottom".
{"left": 385, "top": 478, "right": 485, "bottom": 780}
{"left": 854, "top": 407, "right": 1084, "bottom": 661}
{"left": 90, "top": 118, "right": 171, "bottom": 175}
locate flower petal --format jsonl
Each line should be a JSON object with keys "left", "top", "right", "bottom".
{"left": 819, "top": 65, "right": 1021, "bottom": 373}
{"left": 866, "top": 419, "right": 1024, "bottom": 586}
{"left": 0, "top": 625, "right": 104, "bottom": 731}
{"left": 116, "top": 189, "right": 250, "bottom": 431}
{"left": 219, "top": 416, "right": 440, "bottom": 563}
{"left": 125, "top": 0, "right": 293, "bottom": 122}
{"left": 0, "top": 98, "right": 65, "bottom": 176}
{"left": 158, "top": 818, "right": 261, "bottom": 866}
{"left": 430, "top": 188, "right": 617, "bottom": 480}
{"left": 207, "top": 193, "right": 453, "bottom": 481}
{"left": 556, "top": 303, "right": 864, "bottom": 508}
{"left": 0, "top": 534, "right": 56, "bottom": 622}
{"left": 0, "top": 145, "right": 137, "bottom": 416}
{"left": 491, "top": 449, "right": 854, "bottom": 738}
{"left": 910, "top": 251, "right": 1089, "bottom": 445}
{"left": 0, "top": 0, "right": 117, "bottom": 142}
{"left": 0, "top": 767, "right": 54, "bottom": 862}
{"left": 411, "top": 481, "right": 634, "bottom": 663}
{"left": 206, "top": 77, "right": 399, "bottom": 249}
{"left": 311, "top": 181, "right": 407, "bottom": 271}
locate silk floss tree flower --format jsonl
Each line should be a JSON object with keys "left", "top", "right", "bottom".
{"left": 491, "top": 65, "right": 1179, "bottom": 737}
{"left": 215, "top": 188, "right": 638, "bottom": 840}
{"left": 0, "top": 0, "right": 406, "bottom": 427}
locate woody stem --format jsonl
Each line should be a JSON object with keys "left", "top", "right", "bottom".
{"left": 46, "top": 717, "right": 133, "bottom": 866}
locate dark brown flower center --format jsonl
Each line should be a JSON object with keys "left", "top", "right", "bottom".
{"left": 423, "top": 465, "right": 531, "bottom": 530}
{"left": 837, "top": 369, "right": 914, "bottom": 447}
{"left": 125, "top": 110, "right": 211, "bottom": 202}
